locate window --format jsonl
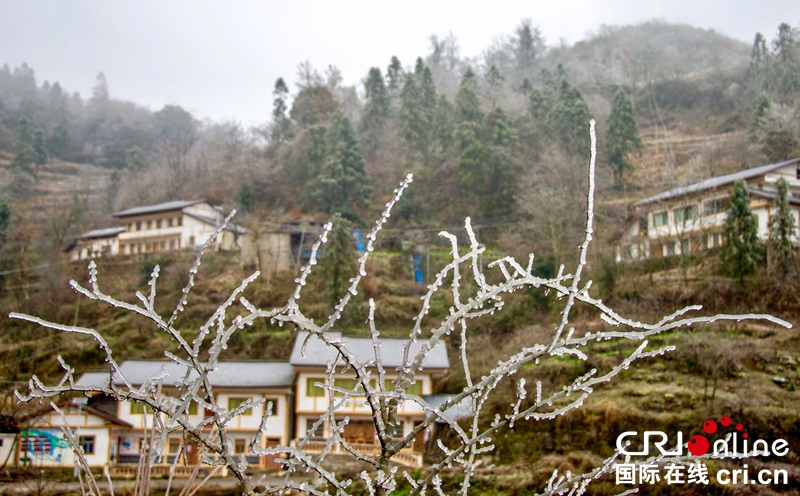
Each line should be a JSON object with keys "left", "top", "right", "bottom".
{"left": 234, "top": 438, "right": 247, "bottom": 454}
{"left": 130, "top": 402, "right": 152, "bottom": 414}
{"left": 79, "top": 436, "right": 95, "bottom": 455}
{"left": 390, "top": 422, "right": 404, "bottom": 438}
{"left": 168, "top": 439, "right": 181, "bottom": 454}
{"left": 147, "top": 221, "right": 152, "bottom": 230}
{"left": 264, "top": 398, "right": 279, "bottom": 416}
{"left": 638, "top": 217, "right": 648, "bottom": 234}
{"left": 705, "top": 199, "right": 727, "bottom": 215}
{"left": 334, "top": 378, "right": 358, "bottom": 397}
{"left": 177, "top": 217, "right": 183, "bottom": 227}
{"left": 188, "top": 236, "right": 195, "bottom": 247}
{"left": 306, "top": 419, "right": 324, "bottom": 437}
{"left": 137, "top": 221, "right": 143, "bottom": 231}
{"left": 384, "top": 380, "right": 422, "bottom": 395}
{"left": 307, "top": 377, "right": 325, "bottom": 397}
{"left": 653, "top": 212, "right": 669, "bottom": 227}
{"left": 665, "top": 242, "right": 676, "bottom": 256}
{"left": 675, "top": 205, "right": 698, "bottom": 223}
{"left": 228, "top": 397, "right": 253, "bottom": 415}
{"left": 681, "top": 239, "right": 690, "bottom": 255}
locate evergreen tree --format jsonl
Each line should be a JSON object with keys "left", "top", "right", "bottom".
{"left": 398, "top": 73, "right": 428, "bottom": 155}
{"left": 454, "top": 68, "right": 484, "bottom": 149}
{"left": 313, "top": 111, "right": 372, "bottom": 223}
{"left": 125, "top": 146, "right": 148, "bottom": 171}
{"left": 547, "top": 79, "right": 590, "bottom": 158}
{"left": 237, "top": 182, "right": 252, "bottom": 213}
{"left": 318, "top": 213, "right": 357, "bottom": 309}
{"left": 721, "top": 179, "right": 761, "bottom": 283}
{"left": 418, "top": 66, "right": 437, "bottom": 113}
{"left": 432, "top": 94, "right": 455, "bottom": 152}
{"left": 271, "top": 77, "right": 293, "bottom": 143}
{"left": 605, "top": 89, "right": 642, "bottom": 186}
{"left": 10, "top": 117, "right": 37, "bottom": 178}
{"left": 362, "top": 67, "right": 390, "bottom": 130}
{"left": 769, "top": 177, "right": 796, "bottom": 277}
{"left": 32, "top": 128, "right": 47, "bottom": 165}
{"left": 49, "top": 118, "right": 71, "bottom": 159}
{"left": 386, "top": 56, "right": 403, "bottom": 92}
{"left": 750, "top": 93, "right": 772, "bottom": 138}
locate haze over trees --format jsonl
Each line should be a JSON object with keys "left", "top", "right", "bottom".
{"left": 0, "top": 19, "right": 798, "bottom": 274}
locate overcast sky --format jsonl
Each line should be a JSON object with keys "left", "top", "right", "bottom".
{"left": 1, "top": 0, "right": 798, "bottom": 124}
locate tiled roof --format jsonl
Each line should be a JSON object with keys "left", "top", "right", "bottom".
{"left": 76, "top": 360, "right": 295, "bottom": 388}
{"left": 184, "top": 212, "right": 247, "bottom": 234}
{"left": 113, "top": 199, "right": 207, "bottom": 218}
{"left": 634, "top": 157, "right": 800, "bottom": 206}
{"left": 79, "top": 227, "right": 126, "bottom": 239}
{"left": 423, "top": 394, "right": 473, "bottom": 423}
{"left": 290, "top": 332, "right": 449, "bottom": 370}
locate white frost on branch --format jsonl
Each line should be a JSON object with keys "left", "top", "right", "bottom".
{"left": 10, "top": 121, "right": 791, "bottom": 496}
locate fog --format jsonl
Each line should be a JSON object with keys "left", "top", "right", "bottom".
{"left": 1, "top": 0, "right": 798, "bottom": 122}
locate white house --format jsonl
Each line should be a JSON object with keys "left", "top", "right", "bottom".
{"left": 63, "top": 360, "right": 296, "bottom": 471}
{"left": 113, "top": 200, "right": 246, "bottom": 256}
{"left": 617, "top": 156, "right": 800, "bottom": 262}
{"left": 69, "top": 199, "right": 247, "bottom": 261}
{"left": 289, "top": 332, "right": 449, "bottom": 466}
{"left": 16, "top": 401, "right": 131, "bottom": 468}
{"left": 68, "top": 227, "right": 126, "bottom": 261}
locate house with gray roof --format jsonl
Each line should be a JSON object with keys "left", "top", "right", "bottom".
{"left": 66, "top": 360, "right": 295, "bottom": 472}
{"left": 290, "top": 332, "right": 449, "bottom": 466}
{"left": 616, "top": 156, "right": 800, "bottom": 262}
{"left": 70, "top": 199, "right": 247, "bottom": 261}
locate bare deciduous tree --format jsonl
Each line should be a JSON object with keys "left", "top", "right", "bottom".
{"left": 11, "top": 121, "right": 790, "bottom": 496}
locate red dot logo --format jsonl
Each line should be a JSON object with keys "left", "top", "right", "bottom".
{"left": 688, "top": 435, "right": 710, "bottom": 456}
{"left": 736, "top": 423, "right": 743, "bottom": 431}
{"left": 743, "top": 433, "right": 748, "bottom": 439}
{"left": 720, "top": 416, "right": 731, "bottom": 427}
{"left": 703, "top": 420, "right": 717, "bottom": 434}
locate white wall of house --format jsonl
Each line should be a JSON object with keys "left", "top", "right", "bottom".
{"left": 294, "top": 371, "right": 431, "bottom": 439}
{"left": 115, "top": 390, "right": 290, "bottom": 445}
{"left": 70, "top": 237, "right": 120, "bottom": 261}
{"left": 0, "top": 433, "right": 16, "bottom": 465}
{"left": 21, "top": 408, "right": 115, "bottom": 468}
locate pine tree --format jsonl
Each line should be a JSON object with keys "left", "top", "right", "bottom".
{"left": 318, "top": 213, "right": 358, "bottom": 309}
{"left": 455, "top": 68, "right": 484, "bottom": 150}
{"left": 10, "top": 117, "right": 37, "bottom": 178}
{"left": 605, "top": 89, "right": 642, "bottom": 187}
{"left": 362, "top": 67, "right": 390, "bottom": 130}
{"left": 769, "top": 177, "right": 796, "bottom": 277}
{"left": 49, "top": 118, "right": 71, "bottom": 159}
{"left": 721, "top": 179, "right": 761, "bottom": 283}
{"left": 547, "top": 79, "right": 590, "bottom": 158}
{"left": 313, "top": 111, "right": 372, "bottom": 223}
{"left": 432, "top": 94, "right": 455, "bottom": 152}
{"left": 271, "top": 77, "right": 293, "bottom": 143}
{"left": 237, "top": 183, "right": 253, "bottom": 213}
{"left": 398, "top": 73, "right": 428, "bottom": 155}
{"left": 32, "top": 128, "right": 47, "bottom": 165}
{"left": 386, "top": 56, "right": 403, "bottom": 92}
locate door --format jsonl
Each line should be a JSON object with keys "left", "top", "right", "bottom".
{"left": 185, "top": 441, "right": 199, "bottom": 465}
{"left": 262, "top": 439, "right": 281, "bottom": 470}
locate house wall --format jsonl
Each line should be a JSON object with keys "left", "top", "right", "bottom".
{"left": 115, "top": 389, "right": 290, "bottom": 446}
{"left": 294, "top": 371, "right": 431, "bottom": 439}
{"left": 71, "top": 237, "right": 120, "bottom": 261}
{"left": 0, "top": 433, "right": 16, "bottom": 466}
{"left": 21, "top": 407, "right": 115, "bottom": 468}
{"left": 618, "top": 174, "right": 800, "bottom": 262}
{"left": 115, "top": 202, "right": 241, "bottom": 254}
